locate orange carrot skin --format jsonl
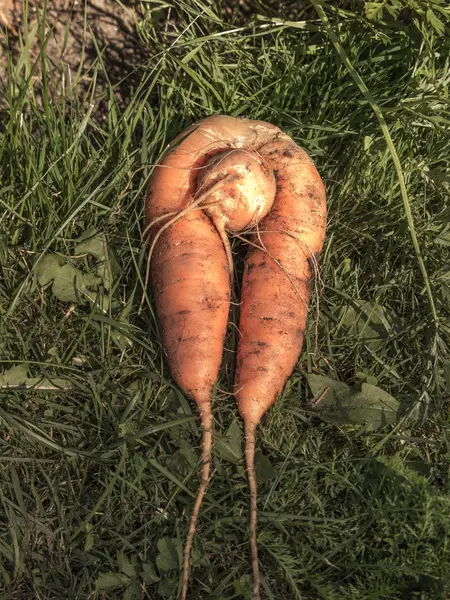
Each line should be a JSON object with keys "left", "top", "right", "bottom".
{"left": 151, "top": 211, "right": 230, "bottom": 408}
{"left": 235, "top": 140, "right": 327, "bottom": 425}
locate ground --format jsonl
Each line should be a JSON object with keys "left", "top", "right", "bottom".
{"left": 0, "top": 0, "right": 145, "bottom": 103}
{"left": 0, "top": 1, "right": 449, "bottom": 599}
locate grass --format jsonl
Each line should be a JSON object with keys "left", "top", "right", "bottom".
{"left": 1, "top": 1, "right": 449, "bottom": 598}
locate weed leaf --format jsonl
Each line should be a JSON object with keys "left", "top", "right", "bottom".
{"left": 307, "top": 374, "right": 400, "bottom": 430}
{"left": 0, "top": 363, "right": 29, "bottom": 386}
{"left": 117, "top": 551, "right": 138, "bottom": 579}
{"left": 35, "top": 254, "right": 100, "bottom": 304}
{"left": 122, "top": 581, "right": 141, "bottom": 600}
{"left": 215, "top": 418, "right": 242, "bottom": 463}
{"left": 75, "top": 227, "right": 119, "bottom": 290}
{"left": 307, "top": 373, "right": 351, "bottom": 403}
{"left": 95, "top": 571, "right": 130, "bottom": 590}
{"left": 155, "top": 537, "right": 179, "bottom": 572}
{"left": 255, "top": 451, "right": 277, "bottom": 483}
{"left": 339, "top": 300, "right": 391, "bottom": 348}
{"left": 141, "top": 562, "right": 160, "bottom": 584}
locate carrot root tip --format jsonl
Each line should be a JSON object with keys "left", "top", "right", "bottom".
{"left": 244, "top": 421, "right": 261, "bottom": 600}
{"left": 180, "top": 412, "right": 213, "bottom": 600}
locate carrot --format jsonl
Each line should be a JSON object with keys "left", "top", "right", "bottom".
{"left": 145, "top": 116, "right": 278, "bottom": 599}
{"left": 235, "top": 139, "right": 327, "bottom": 599}
{"left": 146, "top": 116, "right": 326, "bottom": 599}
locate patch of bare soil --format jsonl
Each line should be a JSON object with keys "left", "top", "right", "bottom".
{"left": 0, "top": 0, "right": 149, "bottom": 104}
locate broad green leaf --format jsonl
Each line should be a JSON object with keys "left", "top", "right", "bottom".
{"left": 191, "top": 543, "right": 210, "bottom": 568}
{"left": 75, "top": 227, "right": 119, "bottom": 290}
{"left": 155, "top": 537, "right": 178, "bottom": 572}
{"left": 215, "top": 418, "right": 242, "bottom": 464}
{"left": 168, "top": 419, "right": 193, "bottom": 447}
{"left": 35, "top": 254, "right": 101, "bottom": 303}
{"left": 164, "top": 449, "right": 194, "bottom": 477}
{"left": 339, "top": 300, "right": 390, "bottom": 348}
{"left": 179, "top": 437, "right": 197, "bottom": 468}
{"left": 122, "top": 581, "right": 141, "bottom": 600}
{"left": 95, "top": 571, "right": 130, "bottom": 590}
{"left": 0, "top": 363, "right": 29, "bottom": 387}
{"left": 117, "top": 551, "right": 138, "bottom": 579}
{"left": 141, "top": 562, "right": 160, "bottom": 584}
{"left": 163, "top": 422, "right": 197, "bottom": 476}
{"left": 0, "top": 364, "right": 71, "bottom": 391}
{"left": 234, "top": 574, "right": 252, "bottom": 597}
{"left": 118, "top": 421, "right": 139, "bottom": 438}
{"left": 306, "top": 373, "right": 351, "bottom": 405}
{"left": 308, "top": 375, "right": 400, "bottom": 431}
{"left": 350, "top": 383, "right": 400, "bottom": 431}
{"left": 356, "top": 371, "right": 378, "bottom": 386}
{"left": 255, "top": 451, "right": 277, "bottom": 483}
{"left": 157, "top": 577, "right": 177, "bottom": 597}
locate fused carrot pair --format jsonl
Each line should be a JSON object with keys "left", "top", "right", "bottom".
{"left": 145, "top": 115, "right": 327, "bottom": 599}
